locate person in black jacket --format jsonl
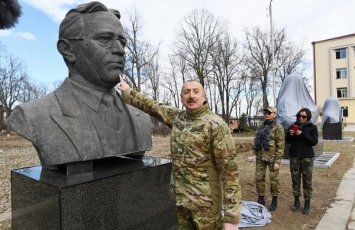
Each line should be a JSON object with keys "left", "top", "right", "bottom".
{"left": 286, "top": 108, "right": 318, "bottom": 215}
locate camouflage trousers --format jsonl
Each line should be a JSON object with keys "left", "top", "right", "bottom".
{"left": 289, "top": 156, "right": 314, "bottom": 199}
{"left": 255, "top": 159, "right": 280, "bottom": 196}
{"left": 175, "top": 206, "right": 222, "bottom": 230}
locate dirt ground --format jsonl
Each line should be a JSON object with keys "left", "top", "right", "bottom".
{"left": 0, "top": 132, "right": 354, "bottom": 230}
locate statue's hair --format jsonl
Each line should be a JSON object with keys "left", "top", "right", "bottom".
{"left": 59, "top": 1, "right": 120, "bottom": 38}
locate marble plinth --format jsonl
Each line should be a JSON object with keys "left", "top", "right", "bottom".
{"left": 11, "top": 156, "right": 176, "bottom": 230}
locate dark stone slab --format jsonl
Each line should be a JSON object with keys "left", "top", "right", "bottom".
{"left": 11, "top": 156, "right": 176, "bottom": 230}
{"left": 322, "top": 122, "right": 342, "bottom": 140}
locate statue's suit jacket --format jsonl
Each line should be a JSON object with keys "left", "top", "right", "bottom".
{"left": 6, "top": 78, "right": 152, "bottom": 167}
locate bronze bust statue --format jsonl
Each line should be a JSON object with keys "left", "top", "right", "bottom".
{"left": 6, "top": 1, "right": 152, "bottom": 169}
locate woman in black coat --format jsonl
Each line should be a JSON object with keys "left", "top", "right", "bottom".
{"left": 286, "top": 108, "right": 318, "bottom": 215}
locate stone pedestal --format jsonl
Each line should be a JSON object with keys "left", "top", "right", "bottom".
{"left": 11, "top": 156, "right": 176, "bottom": 230}
{"left": 322, "top": 122, "right": 342, "bottom": 140}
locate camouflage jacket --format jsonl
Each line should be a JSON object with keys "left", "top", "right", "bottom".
{"left": 122, "top": 89, "right": 241, "bottom": 224}
{"left": 253, "top": 120, "right": 285, "bottom": 164}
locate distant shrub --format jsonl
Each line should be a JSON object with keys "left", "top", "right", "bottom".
{"left": 238, "top": 113, "right": 248, "bottom": 132}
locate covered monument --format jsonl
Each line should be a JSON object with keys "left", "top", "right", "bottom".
{"left": 322, "top": 97, "right": 342, "bottom": 140}
{"left": 277, "top": 75, "right": 319, "bottom": 129}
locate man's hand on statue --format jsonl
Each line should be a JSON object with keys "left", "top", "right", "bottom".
{"left": 116, "top": 75, "right": 130, "bottom": 92}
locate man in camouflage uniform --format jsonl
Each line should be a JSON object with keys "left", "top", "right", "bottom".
{"left": 117, "top": 78, "right": 241, "bottom": 230}
{"left": 253, "top": 107, "right": 285, "bottom": 212}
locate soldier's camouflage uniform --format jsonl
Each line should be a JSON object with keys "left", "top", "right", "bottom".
{"left": 253, "top": 120, "right": 285, "bottom": 196}
{"left": 122, "top": 89, "right": 241, "bottom": 229}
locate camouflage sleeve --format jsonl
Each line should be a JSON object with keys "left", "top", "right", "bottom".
{"left": 212, "top": 121, "right": 241, "bottom": 224}
{"left": 122, "top": 89, "right": 179, "bottom": 128}
{"left": 274, "top": 124, "right": 285, "bottom": 163}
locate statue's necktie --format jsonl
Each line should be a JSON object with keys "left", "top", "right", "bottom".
{"left": 102, "top": 94, "right": 120, "bottom": 130}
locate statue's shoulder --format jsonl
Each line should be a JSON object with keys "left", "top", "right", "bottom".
{"left": 16, "top": 91, "right": 57, "bottom": 113}
{"left": 6, "top": 92, "right": 58, "bottom": 141}
{"left": 19, "top": 79, "right": 72, "bottom": 113}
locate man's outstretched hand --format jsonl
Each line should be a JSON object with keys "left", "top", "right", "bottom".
{"left": 116, "top": 75, "right": 130, "bottom": 92}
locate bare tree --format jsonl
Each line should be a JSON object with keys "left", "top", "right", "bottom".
{"left": 244, "top": 27, "right": 280, "bottom": 109}
{"left": 275, "top": 41, "right": 306, "bottom": 83}
{"left": 20, "top": 81, "right": 47, "bottom": 102}
{"left": 52, "top": 79, "right": 64, "bottom": 90}
{"left": 162, "top": 55, "right": 183, "bottom": 108}
{"left": 145, "top": 50, "right": 160, "bottom": 100}
{"left": 0, "top": 55, "right": 47, "bottom": 115}
{"left": 211, "top": 32, "right": 244, "bottom": 122}
{"left": 205, "top": 79, "right": 219, "bottom": 113}
{"left": 0, "top": 55, "right": 28, "bottom": 117}
{"left": 124, "top": 6, "right": 159, "bottom": 91}
{"left": 244, "top": 26, "right": 306, "bottom": 109}
{"left": 160, "top": 90, "right": 173, "bottom": 106}
{"left": 243, "top": 73, "right": 261, "bottom": 126}
{"left": 174, "top": 9, "right": 225, "bottom": 87}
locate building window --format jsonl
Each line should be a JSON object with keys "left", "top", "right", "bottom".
{"left": 337, "top": 87, "right": 348, "bottom": 98}
{"left": 335, "top": 48, "right": 347, "bottom": 59}
{"left": 336, "top": 68, "right": 347, "bottom": 79}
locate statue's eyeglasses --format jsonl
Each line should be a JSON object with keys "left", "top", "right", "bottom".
{"left": 66, "top": 36, "right": 126, "bottom": 49}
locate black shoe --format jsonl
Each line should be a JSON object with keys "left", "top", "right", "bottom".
{"left": 292, "top": 196, "right": 300, "bottom": 211}
{"left": 303, "top": 199, "right": 311, "bottom": 215}
{"left": 257, "top": 196, "right": 265, "bottom": 206}
{"left": 270, "top": 196, "right": 278, "bottom": 211}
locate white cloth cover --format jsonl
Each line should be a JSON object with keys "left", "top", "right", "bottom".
{"left": 321, "top": 97, "right": 342, "bottom": 127}
{"left": 238, "top": 201, "right": 272, "bottom": 228}
{"left": 276, "top": 75, "right": 319, "bottom": 129}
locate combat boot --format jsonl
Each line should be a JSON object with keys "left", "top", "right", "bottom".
{"left": 269, "top": 196, "right": 277, "bottom": 211}
{"left": 303, "top": 199, "right": 311, "bottom": 215}
{"left": 257, "top": 196, "right": 265, "bottom": 206}
{"left": 292, "top": 196, "right": 300, "bottom": 211}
